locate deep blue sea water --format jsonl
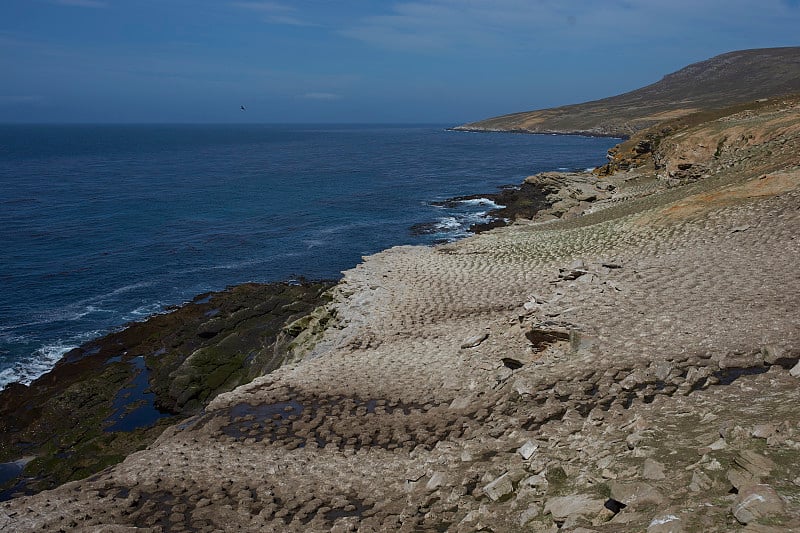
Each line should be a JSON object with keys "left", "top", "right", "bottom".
{"left": 0, "top": 124, "right": 617, "bottom": 389}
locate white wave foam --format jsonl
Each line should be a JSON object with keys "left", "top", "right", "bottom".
{"left": 457, "top": 198, "right": 503, "bottom": 209}
{"left": 424, "top": 210, "right": 501, "bottom": 242}
{"left": 0, "top": 342, "right": 77, "bottom": 391}
{"left": 174, "top": 253, "right": 303, "bottom": 275}
{"left": 303, "top": 239, "right": 325, "bottom": 249}
{"left": 0, "top": 282, "right": 156, "bottom": 333}
{"left": 315, "top": 222, "right": 375, "bottom": 235}
{"left": 125, "top": 302, "right": 166, "bottom": 320}
{"left": 0, "top": 307, "right": 106, "bottom": 332}
{"left": 434, "top": 217, "right": 461, "bottom": 231}
{"left": 464, "top": 211, "right": 492, "bottom": 223}
{"left": 73, "top": 281, "right": 155, "bottom": 307}
{"left": 0, "top": 332, "right": 31, "bottom": 344}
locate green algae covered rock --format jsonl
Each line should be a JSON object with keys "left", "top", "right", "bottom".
{"left": 0, "top": 280, "right": 333, "bottom": 499}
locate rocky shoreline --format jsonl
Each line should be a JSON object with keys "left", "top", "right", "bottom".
{"left": 440, "top": 170, "right": 620, "bottom": 234}
{"left": 2, "top": 94, "right": 800, "bottom": 531}
{"left": 447, "top": 126, "right": 628, "bottom": 139}
{"left": 0, "top": 280, "right": 333, "bottom": 499}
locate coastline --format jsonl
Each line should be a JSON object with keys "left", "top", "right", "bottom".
{"left": 0, "top": 126, "right": 614, "bottom": 499}
{"left": 1, "top": 122, "right": 613, "bottom": 393}
{"left": 2, "top": 95, "right": 800, "bottom": 530}
{"left": 0, "top": 280, "right": 333, "bottom": 498}
{"left": 447, "top": 126, "right": 629, "bottom": 139}
{"left": 0, "top": 136, "right": 611, "bottom": 499}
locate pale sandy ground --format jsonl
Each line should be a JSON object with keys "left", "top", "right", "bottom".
{"left": 2, "top": 98, "right": 800, "bottom": 532}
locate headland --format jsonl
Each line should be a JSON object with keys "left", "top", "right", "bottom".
{"left": 453, "top": 47, "right": 800, "bottom": 138}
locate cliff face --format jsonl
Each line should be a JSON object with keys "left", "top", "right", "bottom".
{"left": 3, "top": 94, "right": 799, "bottom": 531}
{"left": 455, "top": 47, "right": 800, "bottom": 137}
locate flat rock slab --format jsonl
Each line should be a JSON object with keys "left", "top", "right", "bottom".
{"left": 732, "top": 484, "right": 786, "bottom": 525}
{"left": 461, "top": 333, "right": 489, "bottom": 349}
{"left": 642, "top": 458, "right": 666, "bottom": 481}
{"left": 610, "top": 481, "right": 666, "bottom": 509}
{"left": 483, "top": 473, "right": 514, "bottom": 502}
{"left": 544, "top": 494, "right": 605, "bottom": 520}
{"left": 517, "top": 440, "right": 539, "bottom": 460}
{"left": 735, "top": 450, "right": 776, "bottom": 480}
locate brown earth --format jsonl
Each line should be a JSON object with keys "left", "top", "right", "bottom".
{"left": 2, "top": 95, "right": 800, "bottom": 532}
{"left": 454, "top": 47, "right": 800, "bottom": 138}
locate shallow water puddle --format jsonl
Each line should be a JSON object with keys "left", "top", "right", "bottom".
{"left": 104, "top": 356, "right": 172, "bottom": 432}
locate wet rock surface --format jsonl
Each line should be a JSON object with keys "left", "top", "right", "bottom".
{"left": 2, "top": 97, "right": 800, "bottom": 531}
{"left": 0, "top": 280, "right": 332, "bottom": 500}
{"left": 442, "top": 170, "right": 619, "bottom": 233}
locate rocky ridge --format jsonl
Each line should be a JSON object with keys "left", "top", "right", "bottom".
{"left": 2, "top": 95, "right": 800, "bottom": 531}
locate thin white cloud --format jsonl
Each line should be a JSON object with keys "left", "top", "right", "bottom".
{"left": 298, "top": 92, "right": 341, "bottom": 101}
{"left": 231, "top": 1, "right": 316, "bottom": 26}
{"left": 53, "top": 0, "right": 108, "bottom": 7}
{"left": 340, "top": 0, "right": 800, "bottom": 52}
{"left": 230, "top": 1, "right": 292, "bottom": 12}
{"left": 267, "top": 15, "right": 318, "bottom": 27}
{"left": 339, "top": 0, "right": 581, "bottom": 52}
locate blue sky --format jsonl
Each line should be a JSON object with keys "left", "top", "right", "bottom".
{"left": 1, "top": 0, "right": 798, "bottom": 123}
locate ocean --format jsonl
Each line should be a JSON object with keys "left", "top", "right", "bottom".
{"left": 0, "top": 124, "right": 617, "bottom": 389}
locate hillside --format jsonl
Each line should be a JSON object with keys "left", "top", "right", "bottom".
{"left": 3, "top": 91, "right": 799, "bottom": 531}
{"left": 454, "top": 47, "right": 800, "bottom": 137}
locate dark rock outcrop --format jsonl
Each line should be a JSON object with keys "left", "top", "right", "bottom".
{"left": 0, "top": 280, "right": 332, "bottom": 499}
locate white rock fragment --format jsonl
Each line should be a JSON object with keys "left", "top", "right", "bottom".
{"left": 544, "top": 494, "right": 605, "bottom": 521}
{"left": 461, "top": 332, "right": 489, "bottom": 349}
{"left": 521, "top": 474, "right": 548, "bottom": 492}
{"left": 610, "top": 481, "right": 666, "bottom": 509}
{"left": 517, "top": 505, "right": 540, "bottom": 526}
{"left": 483, "top": 473, "right": 514, "bottom": 502}
{"left": 517, "top": 440, "right": 539, "bottom": 460}
{"left": 426, "top": 471, "right": 446, "bottom": 491}
{"left": 647, "top": 513, "right": 683, "bottom": 533}
{"left": 708, "top": 437, "right": 727, "bottom": 450}
{"left": 449, "top": 396, "right": 471, "bottom": 410}
{"left": 732, "top": 484, "right": 786, "bottom": 524}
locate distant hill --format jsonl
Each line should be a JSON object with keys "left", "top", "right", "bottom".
{"left": 454, "top": 47, "right": 800, "bottom": 138}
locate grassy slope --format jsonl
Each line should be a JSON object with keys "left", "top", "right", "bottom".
{"left": 456, "top": 47, "right": 800, "bottom": 138}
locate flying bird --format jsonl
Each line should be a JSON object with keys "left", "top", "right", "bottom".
{"left": 240, "top": 105, "right": 246, "bottom": 111}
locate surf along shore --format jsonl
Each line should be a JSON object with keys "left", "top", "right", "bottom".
{"left": 2, "top": 94, "right": 800, "bottom": 531}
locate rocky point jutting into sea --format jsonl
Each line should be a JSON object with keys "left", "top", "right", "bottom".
{"left": 2, "top": 49, "right": 800, "bottom": 531}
